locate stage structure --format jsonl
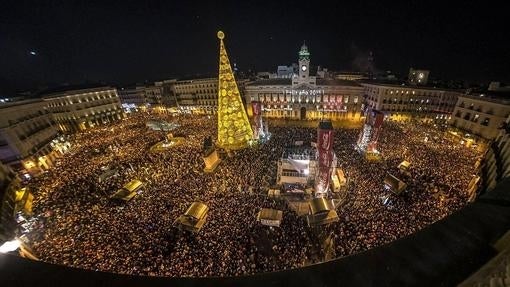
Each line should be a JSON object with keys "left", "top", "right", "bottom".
{"left": 277, "top": 147, "right": 317, "bottom": 186}
{"left": 383, "top": 173, "right": 407, "bottom": 195}
{"left": 306, "top": 197, "right": 339, "bottom": 227}
{"left": 174, "top": 202, "right": 209, "bottom": 233}
{"left": 216, "top": 31, "right": 253, "bottom": 150}
{"left": 251, "top": 101, "right": 270, "bottom": 142}
{"left": 110, "top": 179, "right": 143, "bottom": 202}
{"left": 398, "top": 160, "right": 411, "bottom": 172}
{"left": 315, "top": 121, "right": 335, "bottom": 196}
{"left": 257, "top": 208, "right": 283, "bottom": 227}
{"left": 356, "top": 109, "right": 384, "bottom": 159}
{"left": 277, "top": 122, "right": 339, "bottom": 197}
{"left": 331, "top": 169, "right": 347, "bottom": 193}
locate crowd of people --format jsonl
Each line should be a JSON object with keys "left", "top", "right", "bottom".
{"left": 25, "top": 112, "right": 481, "bottom": 277}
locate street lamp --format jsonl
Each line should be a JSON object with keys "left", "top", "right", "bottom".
{"left": 0, "top": 239, "right": 20, "bottom": 253}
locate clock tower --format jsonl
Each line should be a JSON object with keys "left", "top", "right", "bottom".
{"left": 298, "top": 43, "right": 310, "bottom": 80}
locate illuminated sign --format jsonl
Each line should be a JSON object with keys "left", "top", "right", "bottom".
{"left": 284, "top": 89, "right": 324, "bottom": 96}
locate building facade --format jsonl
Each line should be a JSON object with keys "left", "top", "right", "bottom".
{"left": 277, "top": 65, "right": 297, "bottom": 78}
{"left": 0, "top": 100, "right": 59, "bottom": 174}
{"left": 118, "top": 86, "right": 146, "bottom": 106}
{"left": 118, "top": 84, "right": 163, "bottom": 107}
{"left": 277, "top": 148, "right": 317, "bottom": 185}
{"left": 43, "top": 87, "right": 124, "bottom": 133}
{"left": 335, "top": 72, "right": 368, "bottom": 81}
{"left": 144, "top": 84, "right": 163, "bottom": 105}
{"left": 172, "top": 78, "right": 218, "bottom": 114}
{"left": 362, "top": 82, "right": 461, "bottom": 122}
{"left": 157, "top": 79, "right": 179, "bottom": 107}
{"left": 450, "top": 92, "right": 510, "bottom": 140}
{"left": 245, "top": 44, "right": 364, "bottom": 121}
{"left": 478, "top": 114, "right": 510, "bottom": 194}
{"left": 0, "top": 162, "right": 19, "bottom": 243}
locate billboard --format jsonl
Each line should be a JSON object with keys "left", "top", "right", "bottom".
{"left": 316, "top": 122, "right": 334, "bottom": 194}
{"left": 252, "top": 101, "right": 262, "bottom": 116}
{"left": 251, "top": 101, "right": 263, "bottom": 139}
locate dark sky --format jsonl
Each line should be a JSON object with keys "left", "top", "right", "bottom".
{"left": 1, "top": 0, "right": 508, "bottom": 94}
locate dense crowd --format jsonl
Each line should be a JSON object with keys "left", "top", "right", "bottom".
{"left": 25, "top": 112, "right": 480, "bottom": 277}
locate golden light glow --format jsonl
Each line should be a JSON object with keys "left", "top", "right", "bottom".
{"left": 216, "top": 31, "right": 253, "bottom": 150}
{"left": 23, "top": 160, "right": 35, "bottom": 169}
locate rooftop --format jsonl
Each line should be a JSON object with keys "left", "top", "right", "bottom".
{"left": 247, "top": 78, "right": 361, "bottom": 87}
{"left": 248, "top": 78, "right": 292, "bottom": 86}
{"left": 0, "top": 99, "right": 44, "bottom": 110}
{"left": 360, "top": 80, "right": 464, "bottom": 92}
{"left": 41, "top": 85, "right": 115, "bottom": 99}
{"left": 176, "top": 74, "right": 217, "bottom": 82}
{"left": 316, "top": 78, "right": 361, "bottom": 87}
{"left": 282, "top": 147, "right": 315, "bottom": 159}
{"left": 460, "top": 90, "right": 510, "bottom": 105}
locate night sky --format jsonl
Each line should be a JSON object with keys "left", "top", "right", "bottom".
{"left": 1, "top": 0, "right": 508, "bottom": 94}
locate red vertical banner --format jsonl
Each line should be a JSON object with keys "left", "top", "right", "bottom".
{"left": 368, "top": 110, "right": 384, "bottom": 152}
{"left": 318, "top": 129, "right": 333, "bottom": 153}
{"left": 252, "top": 101, "right": 261, "bottom": 116}
{"left": 373, "top": 112, "right": 384, "bottom": 129}
{"left": 316, "top": 123, "right": 334, "bottom": 194}
{"left": 251, "top": 101, "right": 262, "bottom": 139}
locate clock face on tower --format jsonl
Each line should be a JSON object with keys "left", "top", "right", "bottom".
{"left": 301, "top": 65, "right": 307, "bottom": 72}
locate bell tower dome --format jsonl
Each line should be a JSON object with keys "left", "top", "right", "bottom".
{"left": 298, "top": 42, "right": 310, "bottom": 80}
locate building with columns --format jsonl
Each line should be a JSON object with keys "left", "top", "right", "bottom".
{"left": 172, "top": 77, "right": 218, "bottom": 114}
{"left": 144, "top": 84, "right": 163, "bottom": 105}
{"left": 478, "top": 113, "right": 510, "bottom": 194}
{"left": 42, "top": 86, "right": 124, "bottom": 133}
{"left": 0, "top": 99, "right": 60, "bottom": 175}
{"left": 0, "top": 162, "right": 19, "bottom": 243}
{"left": 450, "top": 91, "right": 510, "bottom": 140}
{"left": 118, "top": 86, "right": 146, "bottom": 106}
{"left": 244, "top": 44, "right": 364, "bottom": 121}
{"left": 157, "top": 79, "right": 179, "bottom": 107}
{"left": 361, "top": 82, "right": 461, "bottom": 122}
{"left": 118, "top": 84, "right": 163, "bottom": 108}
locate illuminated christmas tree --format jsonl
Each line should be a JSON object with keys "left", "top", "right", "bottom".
{"left": 216, "top": 31, "right": 253, "bottom": 150}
